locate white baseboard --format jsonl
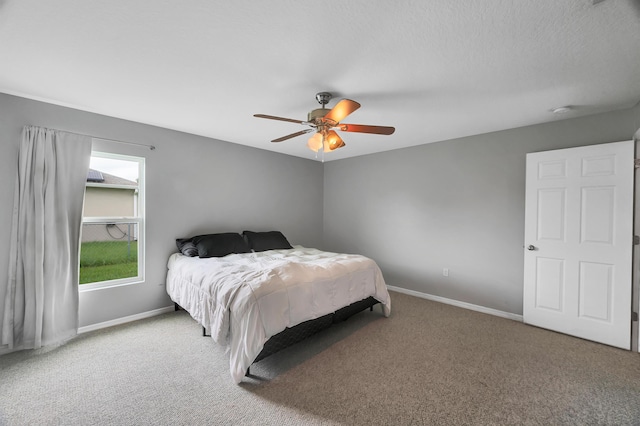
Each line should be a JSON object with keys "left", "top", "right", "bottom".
{"left": 386, "top": 285, "right": 523, "bottom": 322}
{"left": 77, "top": 289, "right": 521, "bottom": 334}
{"left": 78, "top": 306, "right": 175, "bottom": 334}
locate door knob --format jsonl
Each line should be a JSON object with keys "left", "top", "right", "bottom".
{"left": 527, "top": 245, "right": 536, "bottom": 251}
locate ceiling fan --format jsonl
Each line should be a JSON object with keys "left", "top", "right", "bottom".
{"left": 254, "top": 92, "right": 395, "bottom": 153}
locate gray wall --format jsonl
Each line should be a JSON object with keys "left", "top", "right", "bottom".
{"left": 323, "top": 105, "right": 640, "bottom": 315}
{"left": 0, "top": 93, "right": 324, "bottom": 328}
{"left": 1, "top": 91, "right": 639, "bottom": 328}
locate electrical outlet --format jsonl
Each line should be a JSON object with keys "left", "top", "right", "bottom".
{"left": 443, "top": 268, "right": 449, "bottom": 277}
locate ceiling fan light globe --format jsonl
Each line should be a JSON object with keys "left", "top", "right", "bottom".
{"left": 325, "top": 140, "right": 346, "bottom": 151}
{"left": 324, "top": 130, "right": 345, "bottom": 152}
{"left": 307, "top": 133, "right": 323, "bottom": 152}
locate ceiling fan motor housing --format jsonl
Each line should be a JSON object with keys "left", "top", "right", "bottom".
{"left": 308, "top": 108, "right": 330, "bottom": 123}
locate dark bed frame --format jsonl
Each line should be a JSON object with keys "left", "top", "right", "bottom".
{"left": 174, "top": 296, "right": 380, "bottom": 375}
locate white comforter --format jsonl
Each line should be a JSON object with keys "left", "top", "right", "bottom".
{"left": 166, "top": 246, "right": 391, "bottom": 383}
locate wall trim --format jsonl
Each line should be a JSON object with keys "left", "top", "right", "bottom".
{"left": 78, "top": 289, "right": 523, "bottom": 334}
{"left": 78, "top": 306, "right": 175, "bottom": 334}
{"left": 386, "top": 285, "right": 523, "bottom": 322}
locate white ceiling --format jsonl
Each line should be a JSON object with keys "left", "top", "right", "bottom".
{"left": 1, "top": 0, "right": 639, "bottom": 162}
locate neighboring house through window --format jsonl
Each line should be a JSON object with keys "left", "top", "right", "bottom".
{"left": 80, "top": 152, "right": 145, "bottom": 289}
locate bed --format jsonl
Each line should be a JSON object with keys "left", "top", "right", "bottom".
{"left": 166, "top": 231, "right": 391, "bottom": 383}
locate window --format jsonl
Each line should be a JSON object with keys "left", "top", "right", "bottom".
{"left": 79, "top": 152, "right": 145, "bottom": 290}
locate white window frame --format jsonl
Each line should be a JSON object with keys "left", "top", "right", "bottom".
{"left": 79, "top": 151, "right": 145, "bottom": 292}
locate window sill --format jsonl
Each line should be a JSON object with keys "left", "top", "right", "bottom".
{"left": 79, "top": 278, "right": 144, "bottom": 293}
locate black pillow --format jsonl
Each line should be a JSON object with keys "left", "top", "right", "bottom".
{"left": 176, "top": 238, "right": 198, "bottom": 257}
{"left": 191, "top": 233, "right": 251, "bottom": 258}
{"left": 242, "top": 230, "right": 292, "bottom": 252}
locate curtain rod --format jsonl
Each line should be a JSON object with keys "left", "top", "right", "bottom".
{"left": 91, "top": 135, "right": 156, "bottom": 151}
{"left": 28, "top": 125, "right": 156, "bottom": 150}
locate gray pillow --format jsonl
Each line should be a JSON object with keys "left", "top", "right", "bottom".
{"left": 191, "top": 233, "right": 251, "bottom": 258}
{"left": 176, "top": 238, "right": 198, "bottom": 257}
{"left": 242, "top": 230, "right": 292, "bottom": 252}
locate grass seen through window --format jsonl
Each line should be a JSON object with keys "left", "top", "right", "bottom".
{"left": 79, "top": 240, "right": 138, "bottom": 284}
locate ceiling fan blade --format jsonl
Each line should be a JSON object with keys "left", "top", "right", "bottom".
{"left": 271, "top": 128, "right": 314, "bottom": 143}
{"left": 254, "top": 114, "right": 307, "bottom": 125}
{"left": 339, "top": 124, "right": 395, "bottom": 135}
{"left": 323, "top": 99, "right": 361, "bottom": 123}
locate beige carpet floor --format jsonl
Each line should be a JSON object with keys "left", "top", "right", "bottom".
{"left": 1, "top": 291, "right": 639, "bottom": 425}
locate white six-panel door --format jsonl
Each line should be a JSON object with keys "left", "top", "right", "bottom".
{"left": 523, "top": 140, "right": 634, "bottom": 349}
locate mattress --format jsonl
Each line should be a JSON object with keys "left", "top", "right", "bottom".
{"left": 166, "top": 246, "right": 391, "bottom": 382}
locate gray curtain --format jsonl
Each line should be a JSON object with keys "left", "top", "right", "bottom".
{"left": 1, "top": 126, "right": 91, "bottom": 351}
